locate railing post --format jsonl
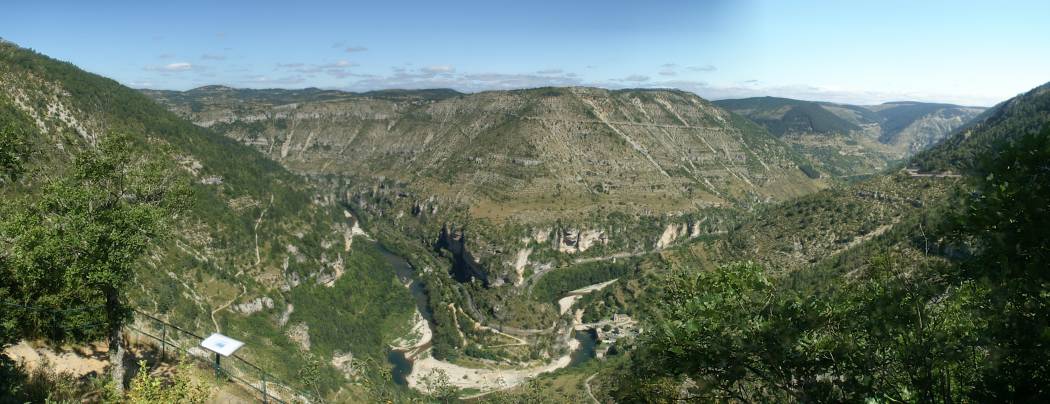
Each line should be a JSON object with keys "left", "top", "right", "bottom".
{"left": 262, "top": 373, "right": 268, "bottom": 404}
{"left": 160, "top": 323, "right": 166, "bottom": 361}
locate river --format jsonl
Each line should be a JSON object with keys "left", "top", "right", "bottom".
{"left": 376, "top": 240, "right": 597, "bottom": 388}
{"left": 374, "top": 241, "right": 430, "bottom": 386}
{"left": 569, "top": 329, "right": 598, "bottom": 367}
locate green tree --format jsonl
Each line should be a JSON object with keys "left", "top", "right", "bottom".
{"left": 618, "top": 255, "right": 982, "bottom": 403}
{"left": 0, "top": 134, "right": 187, "bottom": 393}
{"left": 951, "top": 126, "right": 1050, "bottom": 400}
{"left": 419, "top": 368, "right": 460, "bottom": 403}
{"left": 0, "top": 100, "right": 32, "bottom": 182}
{"left": 826, "top": 253, "right": 982, "bottom": 402}
{"left": 618, "top": 261, "right": 803, "bottom": 402}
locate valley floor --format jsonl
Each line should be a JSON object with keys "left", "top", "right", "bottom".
{"left": 396, "top": 278, "right": 618, "bottom": 397}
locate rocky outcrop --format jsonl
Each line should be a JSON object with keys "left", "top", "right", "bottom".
{"left": 233, "top": 296, "right": 274, "bottom": 314}
{"left": 510, "top": 248, "right": 532, "bottom": 286}
{"left": 657, "top": 218, "right": 712, "bottom": 250}
{"left": 435, "top": 224, "right": 489, "bottom": 285}
{"left": 555, "top": 228, "right": 607, "bottom": 254}
{"left": 656, "top": 223, "right": 685, "bottom": 250}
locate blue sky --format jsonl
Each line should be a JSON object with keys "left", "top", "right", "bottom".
{"left": 2, "top": 0, "right": 1048, "bottom": 106}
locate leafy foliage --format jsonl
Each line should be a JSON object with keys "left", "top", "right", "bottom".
{"left": 1, "top": 134, "right": 186, "bottom": 343}
{"left": 0, "top": 40, "right": 420, "bottom": 398}
{"left": 615, "top": 126, "right": 1050, "bottom": 402}
{"left": 127, "top": 360, "right": 210, "bottom": 404}
{"left": 0, "top": 99, "right": 33, "bottom": 182}
{"left": 949, "top": 126, "right": 1050, "bottom": 400}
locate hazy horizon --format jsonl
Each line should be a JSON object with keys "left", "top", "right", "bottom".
{"left": 4, "top": 0, "right": 1049, "bottom": 106}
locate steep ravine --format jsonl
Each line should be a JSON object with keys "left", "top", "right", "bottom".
{"left": 384, "top": 246, "right": 613, "bottom": 397}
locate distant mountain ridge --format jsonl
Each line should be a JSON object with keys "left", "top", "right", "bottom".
{"left": 714, "top": 96, "right": 864, "bottom": 135}
{"left": 714, "top": 96, "right": 985, "bottom": 177}
{"left": 911, "top": 81, "right": 1050, "bottom": 172}
{"left": 145, "top": 85, "right": 463, "bottom": 107}
{"left": 715, "top": 96, "right": 984, "bottom": 152}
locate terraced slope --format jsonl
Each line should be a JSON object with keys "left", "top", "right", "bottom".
{"left": 148, "top": 86, "right": 824, "bottom": 218}
{"left": 143, "top": 85, "right": 833, "bottom": 294}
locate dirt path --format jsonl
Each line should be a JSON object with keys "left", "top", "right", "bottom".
{"left": 456, "top": 306, "right": 528, "bottom": 347}
{"left": 584, "top": 372, "right": 600, "bottom": 404}
{"left": 253, "top": 194, "right": 274, "bottom": 269}
{"left": 572, "top": 251, "right": 646, "bottom": 265}
{"left": 4, "top": 341, "right": 108, "bottom": 377}
{"left": 903, "top": 168, "right": 962, "bottom": 178}
{"left": 832, "top": 220, "right": 898, "bottom": 258}
{"left": 211, "top": 284, "right": 246, "bottom": 333}
{"left": 557, "top": 279, "right": 619, "bottom": 315}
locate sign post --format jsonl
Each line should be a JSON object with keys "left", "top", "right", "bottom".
{"left": 200, "top": 333, "right": 245, "bottom": 379}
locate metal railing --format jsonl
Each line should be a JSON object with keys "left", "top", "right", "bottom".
{"left": 127, "top": 309, "right": 311, "bottom": 403}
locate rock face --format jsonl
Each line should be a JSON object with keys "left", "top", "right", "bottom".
{"left": 656, "top": 223, "right": 685, "bottom": 250}
{"left": 287, "top": 322, "right": 311, "bottom": 351}
{"left": 555, "top": 228, "right": 606, "bottom": 254}
{"left": 435, "top": 224, "right": 489, "bottom": 285}
{"left": 234, "top": 296, "right": 274, "bottom": 314}
{"left": 510, "top": 248, "right": 532, "bottom": 286}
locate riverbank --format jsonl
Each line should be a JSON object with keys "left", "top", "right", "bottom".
{"left": 398, "top": 279, "right": 616, "bottom": 397}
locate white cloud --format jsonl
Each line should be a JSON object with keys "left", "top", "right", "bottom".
{"left": 240, "top": 75, "right": 306, "bottom": 85}
{"left": 165, "top": 62, "right": 192, "bottom": 71}
{"left": 275, "top": 60, "right": 361, "bottom": 78}
{"left": 421, "top": 65, "right": 455, "bottom": 74}
{"left": 620, "top": 74, "right": 650, "bottom": 82}
{"left": 688, "top": 65, "right": 717, "bottom": 72}
{"left": 343, "top": 68, "right": 582, "bottom": 92}
{"left": 145, "top": 62, "right": 193, "bottom": 72}
{"left": 201, "top": 53, "right": 226, "bottom": 61}
{"left": 344, "top": 46, "right": 368, "bottom": 53}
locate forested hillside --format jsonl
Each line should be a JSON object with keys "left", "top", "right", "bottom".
{"left": 594, "top": 85, "right": 1050, "bottom": 402}
{"left": 0, "top": 41, "right": 414, "bottom": 402}
{"left": 912, "top": 81, "right": 1050, "bottom": 172}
